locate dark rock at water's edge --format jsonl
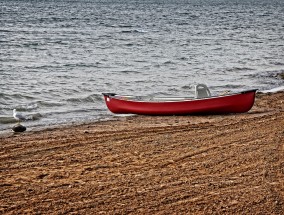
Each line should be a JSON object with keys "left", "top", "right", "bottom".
{"left": 12, "top": 124, "right": 26, "bottom": 132}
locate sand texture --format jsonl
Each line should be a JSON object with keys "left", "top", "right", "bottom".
{"left": 0, "top": 92, "right": 283, "bottom": 214}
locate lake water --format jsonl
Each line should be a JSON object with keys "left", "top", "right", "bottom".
{"left": 1, "top": 0, "right": 284, "bottom": 131}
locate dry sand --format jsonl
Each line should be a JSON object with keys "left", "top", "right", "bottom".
{"left": 0, "top": 92, "right": 283, "bottom": 214}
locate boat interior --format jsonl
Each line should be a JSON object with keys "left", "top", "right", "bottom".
{"left": 105, "top": 84, "right": 214, "bottom": 102}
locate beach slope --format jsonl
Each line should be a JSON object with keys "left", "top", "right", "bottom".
{"left": 0, "top": 92, "right": 283, "bottom": 214}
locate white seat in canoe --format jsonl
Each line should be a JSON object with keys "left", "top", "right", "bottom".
{"left": 195, "top": 84, "right": 211, "bottom": 98}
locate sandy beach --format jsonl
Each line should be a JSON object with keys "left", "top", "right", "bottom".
{"left": 0, "top": 92, "right": 283, "bottom": 214}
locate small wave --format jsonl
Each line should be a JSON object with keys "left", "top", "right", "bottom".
{"left": 134, "top": 59, "right": 148, "bottom": 63}
{"left": 12, "top": 102, "right": 38, "bottom": 112}
{"left": 178, "top": 57, "right": 188, "bottom": 61}
{"left": 148, "top": 91, "right": 181, "bottom": 98}
{"left": 119, "top": 70, "right": 140, "bottom": 74}
{"left": 0, "top": 93, "right": 10, "bottom": 100}
{"left": 214, "top": 84, "right": 247, "bottom": 89}
{"left": 9, "top": 93, "right": 35, "bottom": 100}
{"left": 118, "top": 24, "right": 133, "bottom": 28}
{"left": 27, "top": 113, "right": 42, "bottom": 121}
{"left": 37, "top": 101, "right": 63, "bottom": 108}
{"left": 274, "top": 62, "right": 284, "bottom": 66}
{"left": 65, "top": 94, "right": 103, "bottom": 103}
{"left": 62, "top": 62, "right": 100, "bottom": 68}
{"left": 181, "top": 85, "right": 194, "bottom": 90}
{"left": 22, "top": 42, "right": 42, "bottom": 47}
{"left": 120, "top": 29, "right": 147, "bottom": 34}
{"left": 124, "top": 43, "right": 135, "bottom": 47}
{"left": 250, "top": 69, "right": 284, "bottom": 79}
{"left": 177, "top": 22, "right": 189, "bottom": 26}
{"left": 163, "top": 60, "right": 175, "bottom": 65}
{"left": 0, "top": 29, "right": 12, "bottom": 33}
{"left": 24, "top": 64, "right": 61, "bottom": 70}
{"left": 260, "top": 86, "right": 284, "bottom": 93}
{"left": 0, "top": 112, "right": 42, "bottom": 124}
{"left": 227, "top": 67, "right": 255, "bottom": 72}
{"left": 25, "top": 103, "right": 38, "bottom": 110}
{"left": 0, "top": 116, "right": 15, "bottom": 124}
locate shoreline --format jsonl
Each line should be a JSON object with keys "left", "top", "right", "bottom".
{"left": 1, "top": 89, "right": 283, "bottom": 137}
{"left": 0, "top": 91, "right": 283, "bottom": 214}
{"left": 0, "top": 113, "right": 123, "bottom": 137}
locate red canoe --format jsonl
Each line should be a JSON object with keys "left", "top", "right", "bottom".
{"left": 102, "top": 89, "right": 257, "bottom": 115}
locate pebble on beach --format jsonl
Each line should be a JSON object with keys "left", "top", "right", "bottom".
{"left": 12, "top": 124, "right": 26, "bottom": 132}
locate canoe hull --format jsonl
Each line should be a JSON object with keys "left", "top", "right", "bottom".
{"left": 103, "top": 90, "right": 257, "bottom": 115}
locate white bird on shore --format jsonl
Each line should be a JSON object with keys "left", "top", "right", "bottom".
{"left": 13, "top": 109, "right": 26, "bottom": 123}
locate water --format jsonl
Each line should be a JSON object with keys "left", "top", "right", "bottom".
{"left": 1, "top": 0, "right": 284, "bottom": 131}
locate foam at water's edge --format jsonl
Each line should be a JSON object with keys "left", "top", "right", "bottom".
{"left": 260, "top": 86, "right": 284, "bottom": 93}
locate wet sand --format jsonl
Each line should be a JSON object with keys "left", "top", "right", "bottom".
{"left": 0, "top": 92, "right": 283, "bottom": 214}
